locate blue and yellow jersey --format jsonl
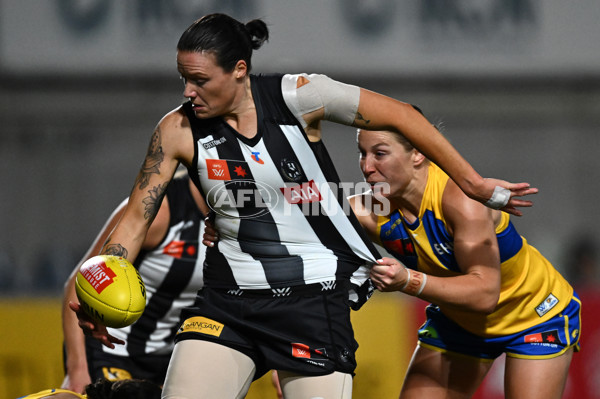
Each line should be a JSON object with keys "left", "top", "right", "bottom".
{"left": 377, "top": 163, "right": 574, "bottom": 337}
{"left": 17, "top": 388, "right": 86, "bottom": 399}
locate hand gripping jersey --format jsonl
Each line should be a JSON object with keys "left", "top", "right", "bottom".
{"left": 378, "top": 163, "right": 574, "bottom": 337}
{"left": 105, "top": 176, "right": 206, "bottom": 356}
{"left": 184, "top": 73, "right": 379, "bottom": 292}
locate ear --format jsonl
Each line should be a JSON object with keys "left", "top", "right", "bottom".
{"left": 234, "top": 60, "right": 248, "bottom": 79}
{"left": 412, "top": 150, "right": 426, "bottom": 167}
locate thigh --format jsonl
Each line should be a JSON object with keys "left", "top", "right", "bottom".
{"left": 162, "top": 340, "right": 256, "bottom": 399}
{"left": 278, "top": 370, "right": 353, "bottom": 399}
{"left": 400, "top": 345, "right": 493, "bottom": 399}
{"left": 504, "top": 348, "right": 573, "bottom": 399}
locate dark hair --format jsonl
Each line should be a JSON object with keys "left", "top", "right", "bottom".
{"left": 85, "top": 378, "right": 162, "bottom": 399}
{"left": 177, "top": 13, "right": 269, "bottom": 72}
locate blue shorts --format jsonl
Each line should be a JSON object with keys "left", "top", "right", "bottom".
{"left": 417, "top": 293, "right": 581, "bottom": 360}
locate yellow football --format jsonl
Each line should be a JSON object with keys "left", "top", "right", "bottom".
{"left": 75, "top": 255, "right": 146, "bottom": 328}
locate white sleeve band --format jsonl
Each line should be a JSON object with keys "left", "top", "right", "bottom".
{"left": 416, "top": 273, "right": 427, "bottom": 297}
{"left": 485, "top": 186, "right": 511, "bottom": 209}
{"left": 281, "top": 73, "right": 360, "bottom": 128}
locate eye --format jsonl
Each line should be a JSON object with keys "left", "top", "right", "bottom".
{"left": 179, "top": 76, "right": 187, "bottom": 85}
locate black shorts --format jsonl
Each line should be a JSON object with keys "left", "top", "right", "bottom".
{"left": 174, "top": 284, "right": 358, "bottom": 380}
{"left": 84, "top": 336, "right": 170, "bottom": 386}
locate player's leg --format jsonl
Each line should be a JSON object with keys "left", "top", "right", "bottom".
{"left": 161, "top": 340, "right": 256, "bottom": 399}
{"left": 399, "top": 345, "right": 493, "bottom": 399}
{"left": 504, "top": 348, "right": 573, "bottom": 399}
{"left": 278, "top": 370, "right": 353, "bottom": 399}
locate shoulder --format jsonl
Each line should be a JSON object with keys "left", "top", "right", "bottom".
{"left": 157, "top": 105, "right": 190, "bottom": 132}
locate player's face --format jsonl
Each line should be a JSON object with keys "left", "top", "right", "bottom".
{"left": 177, "top": 50, "right": 244, "bottom": 119}
{"left": 358, "top": 130, "right": 417, "bottom": 199}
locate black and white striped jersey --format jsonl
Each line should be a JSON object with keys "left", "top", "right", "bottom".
{"left": 184, "top": 73, "right": 379, "bottom": 292}
{"left": 105, "top": 175, "right": 206, "bottom": 357}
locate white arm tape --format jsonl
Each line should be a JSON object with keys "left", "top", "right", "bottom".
{"left": 281, "top": 73, "right": 360, "bottom": 128}
{"left": 485, "top": 186, "right": 511, "bottom": 209}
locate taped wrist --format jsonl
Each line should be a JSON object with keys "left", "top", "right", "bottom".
{"left": 402, "top": 270, "right": 427, "bottom": 297}
{"left": 485, "top": 186, "right": 511, "bottom": 209}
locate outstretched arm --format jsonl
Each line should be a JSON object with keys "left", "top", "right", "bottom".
{"left": 353, "top": 89, "right": 537, "bottom": 216}
{"left": 287, "top": 73, "right": 538, "bottom": 216}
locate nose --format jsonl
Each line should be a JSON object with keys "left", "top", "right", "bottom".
{"left": 360, "top": 155, "right": 375, "bottom": 176}
{"left": 183, "top": 82, "right": 197, "bottom": 99}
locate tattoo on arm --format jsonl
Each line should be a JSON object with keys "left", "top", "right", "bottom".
{"left": 102, "top": 242, "right": 128, "bottom": 258}
{"left": 142, "top": 182, "right": 168, "bottom": 222}
{"left": 135, "top": 127, "right": 165, "bottom": 190}
{"left": 355, "top": 112, "right": 371, "bottom": 125}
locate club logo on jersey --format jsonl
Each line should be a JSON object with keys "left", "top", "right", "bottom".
{"left": 281, "top": 180, "right": 322, "bottom": 204}
{"left": 535, "top": 293, "right": 559, "bottom": 317}
{"left": 524, "top": 329, "right": 562, "bottom": 345}
{"left": 202, "top": 136, "right": 227, "bottom": 150}
{"left": 251, "top": 151, "right": 265, "bottom": 164}
{"left": 80, "top": 261, "right": 117, "bottom": 294}
{"left": 177, "top": 316, "right": 224, "bottom": 337}
{"left": 163, "top": 240, "right": 198, "bottom": 259}
{"left": 280, "top": 158, "right": 304, "bottom": 182}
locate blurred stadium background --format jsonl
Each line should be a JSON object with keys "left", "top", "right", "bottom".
{"left": 1, "top": 1, "right": 599, "bottom": 398}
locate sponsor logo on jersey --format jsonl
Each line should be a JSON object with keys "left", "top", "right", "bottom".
{"left": 535, "top": 293, "right": 559, "bottom": 317}
{"left": 272, "top": 287, "right": 292, "bottom": 297}
{"left": 207, "top": 159, "right": 231, "bottom": 180}
{"left": 291, "top": 343, "right": 328, "bottom": 359}
{"left": 163, "top": 240, "right": 197, "bottom": 259}
{"left": 383, "top": 238, "right": 415, "bottom": 258}
{"left": 80, "top": 261, "right": 117, "bottom": 294}
{"left": 281, "top": 180, "right": 322, "bottom": 204}
{"left": 206, "top": 159, "right": 253, "bottom": 181}
{"left": 102, "top": 367, "right": 132, "bottom": 381}
{"left": 418, "top": 324, "right": 439, "bottom": 339}
{"left": 251, "top": 151, "right": 265, "bottom": 164}
{"left": 202, "top": 136, "right": 227, "bottom": 150}
{"left": 177, "top": 316, "right": 224, "bottom": 337}
{"left": 524, "top": 329, "right": 562, "bottom": 345}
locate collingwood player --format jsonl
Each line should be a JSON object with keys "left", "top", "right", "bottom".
{"left": 72, "top": 13, "right": 537, "bottom": 399}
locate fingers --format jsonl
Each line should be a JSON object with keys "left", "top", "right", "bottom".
{"left": 202, "top": 220, "right": 219, "bottom": 247}
{"left": 68, "top": 301, "right": 81, "bottom": 312}
{"left": 202, "top": 231, "right": 218, "bottom": 247}
{"left": 509, "top": 186, "right": 539, "bottom": 198}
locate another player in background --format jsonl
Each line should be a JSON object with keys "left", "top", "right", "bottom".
{"left": 18, "top": 378, "right": 161, "bottom": 399}
{"left": 62, "top": 172, "right": 208, "bottom": 392}
{"left": 75, "top": 13, "right": 537, "bottom": 399}
{"left": 351, "top": 128, "right": 579, "bottom": 399}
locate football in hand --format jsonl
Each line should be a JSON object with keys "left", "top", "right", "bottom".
{"left": 75, "top": 255, "right": 146, "bottom": 328}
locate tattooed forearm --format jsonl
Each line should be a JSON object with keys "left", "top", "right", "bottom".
{"left": 355, "top": 112, "right": 371, "bottom": 125}
{"left": 101, "top": 242, "right": 129, "bottom": 258}
{"left": 135, "top": 126, "right": 165, "bottom": 190}
{"left": 142, "top": 182, "right": 168, "bottom": 222}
